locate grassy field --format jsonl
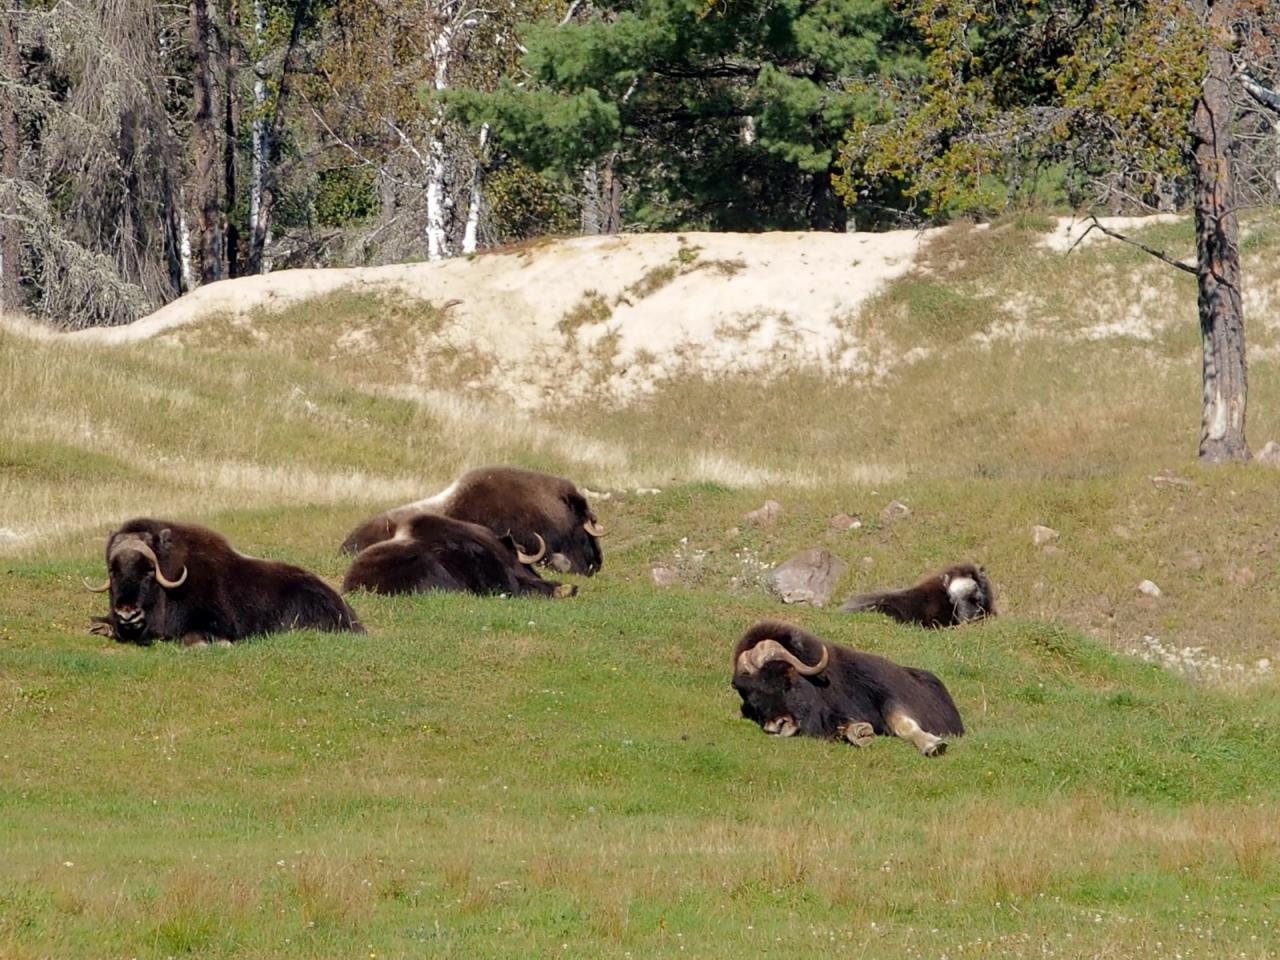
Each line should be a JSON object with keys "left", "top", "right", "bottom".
{"left": 2, "top": 216, "right": 1279, "bottom": 957}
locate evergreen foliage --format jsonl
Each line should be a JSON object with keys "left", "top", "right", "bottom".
{"left": 449, "top": 0, "right": 919, "bottom": 230}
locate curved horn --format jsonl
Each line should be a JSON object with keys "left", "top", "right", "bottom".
{"left": 83, "top": 576, "right": 111, "bottom": 592}
{"left": 515, "top": 532, "right": 546, "bottom": 565}
{"left": 113, "top": 539, "right": 188, "bottom": 589}
{"left": 583, "top": 518, "right": 606, "bottom": 538}
{"left": 736, "top": 638, "right": 829, "bottom": 677}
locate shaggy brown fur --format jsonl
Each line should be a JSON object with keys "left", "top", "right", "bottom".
{"left": 840, "top": 563, "right": 995, "bottom": 628}
{"left": 340, "top": 466, "right": 604, "bottom": 575}
{"left": 732, "top": 621, "right": 964, "bottom": 757}
{"left": 88, "top": 518, "right": 363, "bottom": 645}
{"left": 341, "top": 513, "right": 575, "bottom": 599}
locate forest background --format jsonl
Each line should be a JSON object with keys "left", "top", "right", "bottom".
{"left": 1, "top": 0, "right": 1279, "bottom": 332}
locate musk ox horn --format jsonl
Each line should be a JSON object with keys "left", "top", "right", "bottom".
{"left": 736, "top": 638, "right": 829, "bottom": 677}
{"left": 110, "top": 538, "right": 188, "bottom": 589}
{"left": 82, "top": 576, "right": 111, "bottom": 592}
{"left": 583, "top": 518, "right": 606, "bottom": 538}
{"left": 515, "top": 532, "right": 546, "bottom": 565}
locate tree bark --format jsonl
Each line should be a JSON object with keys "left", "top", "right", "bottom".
{"left": 191, "top": 0, "right": 223, "bottom": 284}
{"left": 248, "top": 0, "right": 268, "bottom": 270}
{"left": 462, "top": 123, "right": 488, "bottom": 254}
{"left": 248, "top": 0, "right": 308, "bottom": 274}
{"left": 1191, "top": 2, "right": 1249, "bottom": 462}
{"left": 0, "top": 2, "right": 21, "bottom": 312}
{"left": 223, "top": 0, "right": 240, "bottom": 278}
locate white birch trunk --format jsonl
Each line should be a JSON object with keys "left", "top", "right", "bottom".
{"left": 462, "top": 123, "right": 488, "bottom": 255}
{"left": 178, "top": 209, "right": 197, "bottom": 292}
{"left": 425, "top": 23, "right": 454, "bottom": 261}
{"left": 249, "top": 0, "right": 268, "bottom": 271}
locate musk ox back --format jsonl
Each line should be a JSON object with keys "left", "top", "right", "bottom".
{"left": 340, "top": 466, "right": 605, "bottom": 575}
{"left": 85, "top": 518, "right": 363, "bottom": 645}
{"left": 732, "top": 621, "right": 964, "bottom": 757}
{"left": 840, "top": 563, "right": 995, "bottom": 628}
{"left": 341, "top": 512, "right": 575, "bottom": 599}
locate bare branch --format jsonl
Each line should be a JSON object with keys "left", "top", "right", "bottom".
{"left": 1237, "top": 70, "right": 1280, "bottom": 116}
{"left": 1067, "top": 215, "right": 1198, "bottom": 276}
{"left": 559, "top": 0, "right": 582, "bottom": 26}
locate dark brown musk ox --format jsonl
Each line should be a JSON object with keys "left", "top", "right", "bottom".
{"left": 84, "top": 518, "right": 364, "bottom": 645}
{"left": 732, "top": 621, "right": 965, "bottom": 757}
{"left": 341, "top": 512, "right": 577, "bottom": 599}
{"left": 339, "top": 466, "right": 605, "bottom": 575}
{"left": 839, "top": 563, "right": 995, "bottom": 628}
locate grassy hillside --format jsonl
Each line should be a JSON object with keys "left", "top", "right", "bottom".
{"left": 2, "top": 216, "right": 1279, "bottom": 957}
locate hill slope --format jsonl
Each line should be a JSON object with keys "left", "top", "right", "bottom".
{"left": 3, "top": 214, "right": 1280, "bottom": 958}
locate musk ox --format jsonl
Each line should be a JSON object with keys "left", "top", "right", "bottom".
{"left": 839, "top": 563, "right": 995, "bottom": 628}
{"left": 732, "top": 621, "right": 965, "bottom": 757}
{"left": 84, "top": 518, "right": 364, "bottom": 645}
{"left": 339, "top": 466, "right": 605, "bottom": 575}
{"left": 341, "top": 512, "right": 576, "bottom": 599}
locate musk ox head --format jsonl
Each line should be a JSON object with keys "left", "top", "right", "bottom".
{"left": 556, "top": 511, "right": 604, "bottom": 575}
{"left": 943, "top": 564, "right": 995, "bottom": 622}
{"left": 84, "top": 529, "right": 188, "bottom": 644}
{"left": 731, "top": 634, "right": 829, "bottom": 734}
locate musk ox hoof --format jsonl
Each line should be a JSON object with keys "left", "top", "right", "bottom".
{"left": 922, "top": 739, "right": 948, "bottom": 758}
{"left": 553, "top": 583, "right": 578, "bottom": 599}
{"left": 839, "top": 721, "right": 876, "bottom": 747}
{"left": 88, "top": 617, "right": 114, "bottom": 638}
{"left": 763, "top": 715, "right": 798, "bottom": 737}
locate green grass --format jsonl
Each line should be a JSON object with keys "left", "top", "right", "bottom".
{"left": 2, "top": 216, "right": 1280, "bottom": 956}
{"left": 2, "top": 548, "right": 1278, "bottom": 958}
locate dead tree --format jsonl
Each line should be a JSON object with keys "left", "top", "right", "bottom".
{"left": 1191, "top": 0, "right": 1248, "bottom": 462}
{"left": 1, "top": 2, "right": 21, "bottom": 312}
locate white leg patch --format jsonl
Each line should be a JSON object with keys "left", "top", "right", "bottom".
{"left": 763, "top": 716, "right": 799, "bottom": 737}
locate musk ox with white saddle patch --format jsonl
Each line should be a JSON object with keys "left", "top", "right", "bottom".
{"left": 840, "top": 563, "right": 995, "bottom": 627}
{"left": 341, "top": 512, "right": 576, "bottom": 599}
{"left": 340, "top": 466, "right": 605, "bottom": 575}
{"left": 732, "top": 621, "right": 964, "bottom": 757}
{"left": 85, "top": 518, "right": 364, "bottom": 645}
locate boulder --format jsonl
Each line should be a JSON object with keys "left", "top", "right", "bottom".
{"left": 766, "top": 548, "right": 848, "bottom": 607}
{"left": 744, "top": 500, "right": 781, "bottom": 525}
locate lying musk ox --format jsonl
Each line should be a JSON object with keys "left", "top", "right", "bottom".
{"left": 732, "top": 621, "right": 964, "bottom": 757}
{"left": 341, "top": 512, "right": 576, "bottom": 598}
{"left": 339, "top": 466, "right": 605, "bottom": 575}
{"left": 85, "top": 518, "right": 364, "bottom": 645}
{"left": 840, "top": 563, "right": 995, "bottom": 628}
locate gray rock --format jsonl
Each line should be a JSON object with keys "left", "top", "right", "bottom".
{"left": 650, "top": 565, "right": 680, "bottom": 588}
{"left": 1032, "top": 524, "right": 1059, "bottom": 546}
{"left": 880, "top": 499, "right": 911, "bottom": 522}
{"left": 744, "top": 499, "right": 781, "bottom": 525}
{"left": 828, "top": 513, "right": 862, "bottom": 532}
{"left": 766, "top": 548, "right": 848, "bottom": 607}
{"left": 1137, "top": 579, "right": 1162, "bottom": 598}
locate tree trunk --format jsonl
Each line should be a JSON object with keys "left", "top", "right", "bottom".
{"left": 580, "top": 165, "right": 602, "bottom": 234}
{"left": 223, "top": 0, "right": 240, "bottom": 278}
{"left": 0, "top": 2, "right": 21, "bottom": 312}
{"left": 462, "top": 123, "right": 488, "bottom": 255}
{"left": 191, "top": 0, "right": 223, "bottom": 284}
{"left": 426, "top": 21, "right": 455, "bottom": 261}
{"left": 1191, "top": 4, "right": 1248, "bottom": 463}
{"left": 248, "top": 0, "right": 268, "bottom": 270}
{"left": 248, "top": 0, "right": 308, "bottom": 274}
{"left": 601, "top": 152, "right": 622, "bottom": 235}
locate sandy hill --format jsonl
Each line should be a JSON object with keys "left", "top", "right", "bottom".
{"left": 56, "top": 217, "right": 1213, "bottom": 409}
